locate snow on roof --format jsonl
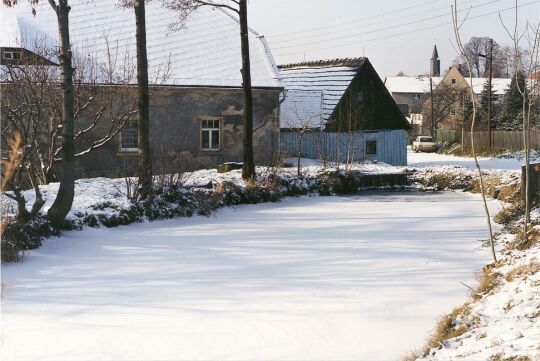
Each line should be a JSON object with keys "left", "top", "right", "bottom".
{"left": 0, "top": 0, "right": 282, "bottom": 88}
{"left": 465, "top": 78, "right": 511, "bottom": 96}
{"left": 385, "top": 75, "right": 511, "bottom": 96}
{"left": 280, "top": 90, "right": 324, "bottom": 129}
{"left": 279, "top": 58, "right": 365, "bottom": 128}
{"left": 384, "top": 76, "right": 442, "bottom": 94}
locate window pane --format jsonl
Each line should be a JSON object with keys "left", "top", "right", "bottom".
{"left": 211, "top": 130, "right": 220, "bottom": 149}
{"left": 202, "top": 130, "right": 210, "bottom": 149}
{"left": 121, "top": 122, "right": 138, "bottom": 149}
{"left": 366, "top": 140, "right": 377, "bottom": 155}
{"left": 213, "top": 119, "right": 220, "bottom": 129}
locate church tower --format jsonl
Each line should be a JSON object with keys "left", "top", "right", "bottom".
{"left": 430, "top": 45, "right": 440, "bottom": 77}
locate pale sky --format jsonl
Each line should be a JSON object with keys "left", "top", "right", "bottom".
{"left": 247, "top": 0, "right": 540, "bottom": 78}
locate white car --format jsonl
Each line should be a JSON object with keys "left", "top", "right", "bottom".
{"left": 412, "top": 136, "right": 438, "bottom": 153}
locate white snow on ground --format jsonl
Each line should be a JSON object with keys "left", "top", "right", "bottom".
{"left": 419, "top": 231, "right": 540, "bottom": 361}
{"left": 407, "top": 146, "right": 540, "bottom": 171}
{"left": 1, "top": 192, "right": 501, "bottom": 361}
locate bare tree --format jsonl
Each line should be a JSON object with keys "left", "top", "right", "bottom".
{"left": 116, "top": 0, "right": 154, "bottom": 200}
{"left": 500, "top": 2, "right": 540, "bottom": 243}
{"left": 422, "top": 82, "right": 468, "bottom": 136}
{"left": 2, "top": 0, "right": 78, "bottom": 227}
{"left": 1, "top": 40, "right": 137, "bottom": 222}
{"left": 454, "top": 36, "right": 506, "bottom": 77}
{"left": 452, "top": 1, "right": 497, "bottom": 263}
{"left": 132, "top": 0, "right": 153, "bottom": 200}
{"left": 164, "top": 0, "right": 256, "bottom": 180}
{"left": 283, "top": 108, "right": 322, "bottom": 177}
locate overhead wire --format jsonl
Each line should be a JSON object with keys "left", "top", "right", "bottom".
{"left": 268, "top": 0, "right": 450, "bottom": 38}
{"left": 273, "top": 0, "right": 540, "bottom": 57}
{"left": 269, "top": 0, "right": 478, "bottom": 44}
{"left": 271, "top": 0, "right": 503, "bottom": 51}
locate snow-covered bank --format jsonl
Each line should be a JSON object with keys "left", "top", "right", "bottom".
{"left": 1, "top": 163, "right": 409, "bottom": 261}
{"left": 416, "top": 211, "right": 540, "bottom": 361}
{"left": 1, "top": 192, "right": 500, "bottom": 361}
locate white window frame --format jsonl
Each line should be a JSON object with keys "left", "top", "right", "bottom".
{"left": 2, "top": 51, "right": 21, "bottom": 60}
{"left": 200, "top": 117, "right": 222, "bottom": 151}
{"left": 119, "top": 121, "right": 139, "bottom": 152}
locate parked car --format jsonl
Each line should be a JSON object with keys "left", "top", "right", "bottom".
{"left": 412, "top": 136, "right": 437, "bottom": 152}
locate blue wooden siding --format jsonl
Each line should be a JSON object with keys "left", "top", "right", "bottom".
{"left": 280, "top": 130, "right": 407, "bottom": 166}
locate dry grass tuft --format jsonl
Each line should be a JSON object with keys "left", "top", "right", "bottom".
{"left": 506, "top": 262, "right": 540, "bottom": 282}
{"left": 400, "top": 350, "right": 422, "bottom": 361}
{"left": 495, "top": 202, "right": 525, "bottom": 226}
{"left": 426, "top": 304, "right": 472, "bottom": 350}
{"left": 474, "top": 266, "right": 501, "bottom": 300}
{"left": 490, "top": 354, "right": 533, "bottom": 361}
{"left": 507, "top": 226, "right": 540, "bottom": 250}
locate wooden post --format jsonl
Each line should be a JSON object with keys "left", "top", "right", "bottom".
{"left": 522, "top": 162, "right": 540, "bottom": 204}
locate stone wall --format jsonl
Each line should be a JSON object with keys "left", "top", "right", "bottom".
{"left": 75, "top": 86, "right": 281, "bottom": 178}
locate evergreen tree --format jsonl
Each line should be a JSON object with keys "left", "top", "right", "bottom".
{"left": 477, "top": 80, "right": 491, "bottom": 126}
{"left": 494, "top": 71, "right": 526, "bottom": 130}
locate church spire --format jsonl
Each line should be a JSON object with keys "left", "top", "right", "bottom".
{"left": 431, "top": 45, "right": 439, "bottom": 60}
{"left": 430, "top": 45, "right": 440, "bottom": 77}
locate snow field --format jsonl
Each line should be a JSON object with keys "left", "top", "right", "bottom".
{"left": 1, "top": 192, "right": 501, "bottom": 360}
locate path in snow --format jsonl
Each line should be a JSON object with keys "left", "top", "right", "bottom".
{"left": 1, "top": 192, "right": 500, "bottom": 361}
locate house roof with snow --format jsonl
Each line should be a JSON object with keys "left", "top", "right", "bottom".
{"left": 278, "top": 58, "right": 367, "bottom": 128}
{"left": 0, "top": 0, "right": 282, "bottom": 89}
{"left": 385, "top": 75, "right": 511, "bottom": 96}
{"left": 384, "top": 76, "right": 443, "bottom": 95}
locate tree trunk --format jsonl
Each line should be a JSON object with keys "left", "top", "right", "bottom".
{"left": 47, "top": 0, "right": 75, "bottom": 228}
{"left": 239, "top": 0, "right": 255, "bottom": 180}
{"left": 522, "top": 92, "right": 530, "bottom": 240}
{"left": 134, "top": 0, "right": 152, "bottom": 199}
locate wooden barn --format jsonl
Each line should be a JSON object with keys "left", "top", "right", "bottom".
{"left": 279, "top": 58, "right": 409, "bottom": 166}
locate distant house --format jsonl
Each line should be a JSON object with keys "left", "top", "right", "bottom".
{"left": 385, "top": 46, "right": 511, "bottom": 136}
{"left": 384, "top": 75, "right": 442, "bottom": 117}
{"left": 385, "top": 46, "right": 443, "bottom": 119}
{"left": 421, "top": 65, "right": 511, "bottom": 133}
{"left": 278, "top": 58, "right": 409, "bottom": 166}
{"left": 0, "top": 0, "right": 283, "bottom": 177}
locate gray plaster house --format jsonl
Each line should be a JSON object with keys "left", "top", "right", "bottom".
{"left": 0, "top": 0, "right": 283, "bottom": 177}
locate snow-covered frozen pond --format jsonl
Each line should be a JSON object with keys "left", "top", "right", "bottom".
{"left": 1, "top": 191, "right": 500, "bottom": 361}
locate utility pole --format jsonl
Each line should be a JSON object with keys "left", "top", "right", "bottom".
{"left": 487, "top": 38, "right": 493, "bottom": 151}
{"left": 430, "top": 76, "right": 435, "bottom": 138}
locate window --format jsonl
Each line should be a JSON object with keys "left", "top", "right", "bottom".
{"left": 2, "top": 51, "right": 21, "bottom": 61}
{"left": 201, "top": 119, "right": 221, "bottom": 151}
{"left": 366, "top": 140, "right": 377, "bottom": 156}
{"left": 120, "top": 121, "right": 139, "bottom": 151}
{"left": 451, "top": 78, "right": 457, "bottom": 85}
{"left": 356, "top": 91, "right": 364, "bottom": 105}
{"left": 450, "top": 108, "right": 456, "bottom": 116}
{"left": 413, "top": 93, "right": 422, "bottom": 100}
